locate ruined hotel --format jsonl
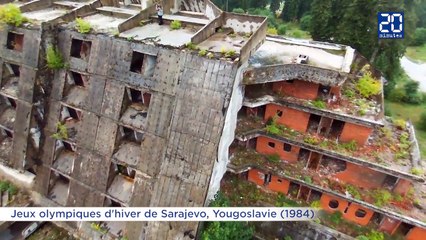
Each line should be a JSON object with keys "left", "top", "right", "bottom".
{"left": 0, "top": 0, "right": 424, "bottom": 239}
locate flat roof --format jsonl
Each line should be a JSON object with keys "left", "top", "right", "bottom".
{"left": 249, "top": 37, "right": 354, "bottom": 73}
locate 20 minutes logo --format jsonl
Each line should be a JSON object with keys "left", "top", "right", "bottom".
{"left": 378, "top": 12, "right": 404, "bottom": 39}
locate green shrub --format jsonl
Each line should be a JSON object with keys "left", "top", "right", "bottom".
{"left": 52, "top": 122, "right": 68, "bottom": 140}
{"left": 0, "top": 181, "right": 10, "bottom": 192}
{"left": 311, "top": 99, "right": 326, "bottom": 109}
{"left": 266, "top": 123, "right": 281, "bottom": 135}
{"left": 267, "top": 27, "right": 278, "bottom": 35}
{"left": 310, "top": 200, "right": 321, "bottom": 208}
{"left": 329, "top": 211, "right": 343, "bottom": 225}
{"left": 364, "top": 230, "right": 384, "bottom": 240}
{"left": 340, "top": 140, "right": 358, "bottom": 151}
{"left": 372, "top": 189, "right": 392, "bottom": 207}
{"left": 7, "top": 184, "right": 18, "bottom": 196}
{"left": 198, "top": 49, "right": 207, "bottom": 56}
{"left": 46, "top": 45, "right": 65, "bottom": 69}
{"left": 267, "top": 153, "right": 280, "bottom": 163}
{"left": 393, "top": 119, "right": 406, "bottom": 130}
{"left": 410, "top": 167, "right": 424, "bottom": 176}
{"left": 403, "top": 80, "right": 422, "bottom": 104}
{"left": 202, "top": 192, "right": 254, "bottom": 240}
{"left": 388, "top": 87, "right": 406, "bottom": 102}
{"left": 275, "top": 193, "right": 299, "bottom": 207}
{"left": 232, "top": 8, "right": 245, "bottom": 14}
{"left": 356, "top": 72, "right": 382, "bottom": 98}
{"left": 170, "top": 20, "right": 182, "bottom": 30}
{"left": 75, "top": 18, "right": 91, "bottom": 34}
{"left": 300, "top": 15, "right": 312, "bottom": 31}
{"left": 291, "top": 29, "right": 303, "bottom": 38}
{"left": 0, "top": 4, "right": 28, "bottom": 27}
{"left": 277, "top": 24, "right": 287, "bottom": 35}
{"left": 412, "top": 27, "right": 426, "bottom": 46}
{"left": 346, "top": 185, "right": 361, "bottom": 200}
{"left": 343, "top": 89, "right": 355, "bottom": 99}
{"left": 224, "top": 50, "right": 236, "bottom": 58}
{"left": 206, "top": 52, "right": 214, "bottom": 59}
{"left": 420, "top": 112, "right": 426, "bottom": 131}
{"left": 303, "top": 176, "right": 312, "bottom": 184}
{"left": 303, "top": 136, "right": 319, "bottom": 145}
{"left": 384, "top": 104, "right": 392, "bottom": 116}
{"left": 186, "top": 42, "right": 198, "bottom": 50}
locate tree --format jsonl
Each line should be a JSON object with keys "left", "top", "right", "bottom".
{"left": 270, "top": 0, "right": 281, "bottom": 15}
{"left": 201, "top": 192, "right": 254, "bottom": 240}
{"left": 309, "top": 0, "right": 334, "bottom": 41}
{"left": 280, "top": 0, "right": 299, "bottom": 21}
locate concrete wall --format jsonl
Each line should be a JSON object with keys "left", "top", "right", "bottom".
{"left": 272, "top": 80, "right": 319, "bottom": 100}
{"left": 264, "top": 104, "right": 310, "bottom": 132}
{"left": 406, "top": 227, "right": 426, "bottom": 240}
{"left": 256, "top": 136, "right": 300, "bottom": 163}
{"left": 339, "top": 122, "right": 373, "bottom": 145}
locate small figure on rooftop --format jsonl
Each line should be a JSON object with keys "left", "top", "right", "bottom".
{"left": 156, "top": 4, "right": 164, "bottom": 25}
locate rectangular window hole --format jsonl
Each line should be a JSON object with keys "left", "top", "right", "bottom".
{"left": 70, "top": 38, "right": 91, "bottom": 59}
{"left": 268, "top": 141, "right": 275, "bottom": 148}
{"left": 283, "top": 143, "right": 292, "bottom": 152}
{"left": 61, "top": 105, "right": 82, "bottom": 121}
{"left": 6, "top": 32, "right": 24, "bottom": 51}
{"left": 70, "top": 71, "right": 85, "bottom": 87}
{"left": 120, "top": 126, "right": 144, "bottom": 144}
{"left": 130, "top": 51, "right": 145, "bottom": 73}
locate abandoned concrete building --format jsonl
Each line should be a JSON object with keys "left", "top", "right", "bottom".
{"left": 0, "top": 0, "right": 425, "bottom": 239}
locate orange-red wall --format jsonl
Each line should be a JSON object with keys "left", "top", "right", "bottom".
{"left": 339, "top": 122, "right": 373, "bottom": 146}
{"left": 264, "top": 104, "right": 310, "bottom": 133}
{"left": 320, "top": 194, "right": 374, "bottom": 226}
{"left": 406, "top": 227, "right": 426, "bottom": 240}
{"left": 248, "top": 169, "right": 265, "bottom": 186}
{"left": 267, "top": 175, "right": 290, "bottom": 194}
{"left": 332, "top": 162, "right": 386, "bottom": 189}
{"left": 379, "top": 216, "right": 401, "bottom": 235}
{"left": 256, "top": 136, "right": 300, "bottom": 163}
{"left": 272, "top": 80, "right": 319, "bottom": 100}
{"left": 393, "top": 178, "right": 413, "bottom": 197}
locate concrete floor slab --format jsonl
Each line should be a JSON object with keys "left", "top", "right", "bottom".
{"left": 81, "top": 14, "right": 127, "bottom": 34}
{"left": 107, "top": 175, "right": 133, "bottom": 203}
{"left": 1, "top": 77, "right": 19, "bottom": 98}
{"left": 53, "top": 150, "right": 76, "bottom": 176}
{"left": 112, "top": 142, "right": 141, "bottom": 167}
{"left": 23, "top": 8, "right": 67, "bottom": 22}
{"left": 120, "top": 104, "right": 148, "bottom": 130}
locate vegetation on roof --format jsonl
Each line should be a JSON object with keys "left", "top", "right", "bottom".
{"left": 0, "top": 4, "right": 28, "bottom": 27}
{"left": 75, "top": 18, "right": 91, "bottom": 34}
{"left": 356, "top": 72, "right": 382, "bottom": 98}
{"left": 170, "top": 20, "right": 182, "bottom": 30}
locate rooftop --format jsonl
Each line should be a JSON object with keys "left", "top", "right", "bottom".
{"left": 235, "top": 115, "right": 425, "bottom": 181}
{"left": 227, "top": 147, "right": 426, "bottom": 226}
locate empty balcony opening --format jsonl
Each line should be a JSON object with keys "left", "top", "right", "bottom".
{"left": 104, "top": 197, "right": 124, "bottom": 207}
{"left": 329, "top": 120, "right": 345, "bottom": 139}
{"left": 320, "top": 156, "right": 347, "bottom": 174}
{"left": 6, "top": 97, "right": 17, "bottom": 109}
{"left": 61, "top": 106, "right": 82, "bottom": 122}
{"left": 6, "top": 32, "right": 24, "bottom": 51}
{"left": 245, "top": 83, "right": 272, "bottom": 99}
{"left": 318, "top": 117, "right": 333, "bottom": 136}
{"left": 382, "top": 175, "right": 398, "bottom": 189}
{"left": 297, "top": 148, "right": 310, "bottom": 162}
{"left": 283, "top": 143, "right": 291, "bottom": 152}
{"left": 53, "top": 140, "right": 76, "bottom": 176}
{"left": 317, "top": 84, "right": 331, "bottom": 100}
{"left": 70, "top": 38, "right": 91, "bottom": 60}
{"left": 267, "top": 141, "right": 275, "bottom": 148}
{"left": 1, "top": 128, "right": 13, "bottom": 138}
{"left": 48, "top": 171, "right": 70, "bottom": 206}
{"left": 107, "top": 163, "right": 135, "bottom": 203}
{"left": 328, "top": 199, "right": 339, "bottom": 209}
{"left": 298, "top": 186, "right": 311, "bottom": 201}
{"left": 3, "top": 63, "right": 21, "bottom": 77}
{"left": 247, "top": 138, "right": 257, "bottom": 149}
{"left": 307, "top": 114, "right": 321, "bottom": 133}
{"left": 130, "top": 51, "right": 145, "bottom": 73}
{"left": 398, "top": 222, "right": 414, "bottom": 236}
{"left": 309, "top": 190, "right": 322, "bottom": 202}
{"left": 288, "top": 182, "right": 300, "bottom": 198}
{"left": 0, "top": 128, "right": 13, "bottom": 159}
{"left": 1, "top": 63, "right": 20, "bottom": 96}
{"left": 264, "top": 174, "right": 272, "bottom": 186}
{"left": 307, "top": 152, "right": 322, "bottom": 170}
{"left": 70, "top": 71, "right": 86, "bottom": 87}
{"left": 120, "top": 87, "right": 151, "bottom": 130}
{"left": 119, "top": 126, "right": 144, "bottom": 144}
{"left": 355, "top": 209, "right": 367, "bottom": 218}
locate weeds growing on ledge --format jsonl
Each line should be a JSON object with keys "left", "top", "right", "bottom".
{"left": 52, "top": 122, "right": 68, "bottom": 140}
{"left": 46, "top": 45, "right": 65, "bottom": 69}
{"left": 0, "top": 4, "right": 28, "bottom": 27}
{"left": 75, "top": 18, "right": 91, "bottom": 34}
{"left": 170, "top": 20, "right": 182, "bottom": 30}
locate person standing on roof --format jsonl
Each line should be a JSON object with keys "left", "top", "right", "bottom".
{"left": 156, "top": 4, "right": 164, "bottom": 25}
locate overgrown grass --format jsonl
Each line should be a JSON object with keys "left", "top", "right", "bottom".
{"left": 406, "top": 44, "right": 426, "bottom": 63}
{"left": 387, "top": 101, "right": 426, "bottom": 159}
{"left": 75, "top": 18, "right": 91, "bottom": 34}
{"left": 283, "top": 22, "right": 311, "bottom": 39}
